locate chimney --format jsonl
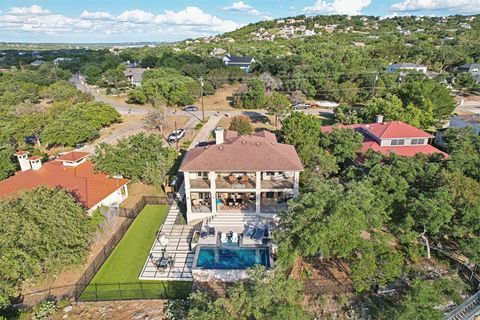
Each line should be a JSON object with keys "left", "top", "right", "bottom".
{"left": 375, "top": 114, "right": 384, "bottom": 123}
{"left": 28, "top": 156, "right": 43, "bottom": 171}
{"left": 15, "top": 151, "right": 31, "bottom": 171}
{"left": 215, "top": 127, "right": 224, "bottom": 145}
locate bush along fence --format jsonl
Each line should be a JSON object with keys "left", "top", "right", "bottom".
{"left": 21, "top": 196, "right": 177, "bottom": 306}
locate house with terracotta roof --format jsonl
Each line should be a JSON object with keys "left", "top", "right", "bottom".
{"left": 179, "top": 128, "right": 303, "bottom": 223}
{"left": 321, "top": 115, "right": 447, "bottom": 160}
{"left": 0, "top": 151, "right": 129, "bottom": 213}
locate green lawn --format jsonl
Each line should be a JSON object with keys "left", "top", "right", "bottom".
{"left": 80, "top": 204, "right": 192, "bottom": 300}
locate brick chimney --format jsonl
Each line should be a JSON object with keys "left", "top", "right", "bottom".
{"left": 14, "top": 151, "right": 31, "bottom": 171}
{"left": 215, "top": 127, "right": 224, "bottom": 145}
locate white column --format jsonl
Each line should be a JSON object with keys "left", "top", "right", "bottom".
{"left": 255, "top": 171, "right": 261, "bottom": 213}
{"left": 293, "top": 171, "right": 300, "bottom": 197}
{"left": 184, "top": 172, "right": 192, "bottom": 217}
{"left": 209, "top": 171, "right": 217, "bottom": 214}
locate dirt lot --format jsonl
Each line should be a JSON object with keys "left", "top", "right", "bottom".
{"left": 194, "top": 84, "right": 241, "bottom": 111}
{"left": 121, "top": 182, "right": 163, "bottom": 208}
{"left": 51, "top": 300, "right": 166, "bottom": 320}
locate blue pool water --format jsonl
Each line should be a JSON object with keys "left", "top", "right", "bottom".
{"left": 196, "top": 246, "right": 271, "bottom": 269}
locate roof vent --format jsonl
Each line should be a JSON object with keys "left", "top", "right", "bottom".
{"left": 242, "top": 140, "right": 246, "bottom": 144}
{"left": 219, "top": 146, "right": 224, "bottom": 150}
{"left": 256, "top": 142, "right": 260, "bottom": 146}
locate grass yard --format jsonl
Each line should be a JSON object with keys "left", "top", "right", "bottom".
{"left": 80, "top": 205, "right": 192, "bottom": 300}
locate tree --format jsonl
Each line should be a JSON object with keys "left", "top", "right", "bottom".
{"left": 0, "top": 186, "right": 99, "bottom": 307}
{"left": 266, "top": 92, "right": 291, "bottom": 126}
{"left": 443, "top": 127, "right": 480, "bottom": 180}
{"left": 82, "top": 64, "right": 103, "bottom": 84}
{"left": 229, "top": 115, "right": 253, "bottom": 135}
{"left": 288, "top": 90, "right": 306, "bottom": 104}
{"left": 333, "top": 103, "right": 360, "bottom": 125}
{"left": 127, "top": 88, "right": 148, "bottom": 104}
{"left": 143, "top": 109, "right": 165, "bottom": 132}
{"left": 320, "top": 128, "right": 364, "bottom": 163}
{"left": 92, "top": 133, "right": 178, "bottom": 186}
{"left": 184, "top": 267, "right": 312, "bottom": 320}
{"left": 259, "top": 73, "right": 282, "bottom": 91}
{"left": 0, "top": 146, "right": 17, "bottom": 180}
{"left": 232, "top": 79, "right": 267, "bottom": 109}
{"left": 338, "top": 80, "right": 359, "bottom": 104}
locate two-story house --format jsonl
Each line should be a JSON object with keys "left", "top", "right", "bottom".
{"left": 222, "top": 54, "right": 255, "bottom": 72}
{"left": 321, "top": 116, "right": 447, "bottom": 161}
{"left": 386, "top": 63, "right": 427, "bottom": 74}
{"left": 179, "top": 128, "right": 303, "bottom": 224}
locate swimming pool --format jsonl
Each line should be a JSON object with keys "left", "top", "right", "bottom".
{"left": 196, "top": 246, "right": 271, "bottom": 269}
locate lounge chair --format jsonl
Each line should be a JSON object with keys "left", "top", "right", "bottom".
{"left": 220, "top": 232, "right": 228, "bottom": 244}
{"left": 244, "top": 225, "right": 255, "bottom": 238}
{"left": 240, "top": 175, "right": 249, "bottom": 184}
{"left": 229, "top": 175, "right": 238, "bottom": 183}
{"left": 231, "top": 232, "right": 239, "bottom": 243}
{"left": 208, "top": 226, "right": 216, "bottom": 237}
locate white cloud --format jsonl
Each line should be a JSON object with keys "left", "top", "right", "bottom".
{"left": 117, "top": 9, "right": 154, "bottom": 23}
{"left": 303, "top": 0, "right": 372, "bottom": 15}
{"left": 8, "top": 5, "right": 50, "bottom": 15}
{"left": 223, "top": 1, "right": 261, "bottom": 15}
{"left": 390, "top": 0, "right": 480, "bottom": 13}
{"left": 0, "top": 4, "right": 240, "bottom": 40}
{"left": 80, "top": 10, "right": 114, "bottom": 21}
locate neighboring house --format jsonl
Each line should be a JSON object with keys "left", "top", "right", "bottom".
{"left": 458, "top": 63, "right": 480, "bottom": 83}
{"left": 222, "top": 54, "right": 255, "bottom": 72}
{"left": 0, "top": 151, "right": 129, "bottom": 214}
{"left": 179, "top": 128, "right": 303, "bottom": 223}
{"left": 53, "top": 57, "right": 73, "bottom": 64}
{"left": 124, "top": 68, "right": 148, "bottom": 87}
{"left": 30, "top": 60, "right": 46, "bottom": 67}
{"left": 387, "top": 63, "right": 427, "bottom": 73}
{"left": 210, "top": 47, "right": 227, "bottom": 56}
{"left": 321, "top": 116, "right": 447, "bottom": 161}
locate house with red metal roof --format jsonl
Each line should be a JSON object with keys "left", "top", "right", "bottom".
{"left": 179, "top": 127, "right": 303, "bottom": 224}
{"left": 0, "top": 151, "right": 129, "bottom": 213}
{"left": 321, "top": 115, "right": 448, "bottom": 160}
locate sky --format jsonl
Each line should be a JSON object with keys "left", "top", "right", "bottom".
{"left": 0, "top": 0, "right": 479, "bottom": 43}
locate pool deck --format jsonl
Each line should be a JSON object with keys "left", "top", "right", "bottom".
{"left": 139, "top": 185, "right": 201, "bottom": 281}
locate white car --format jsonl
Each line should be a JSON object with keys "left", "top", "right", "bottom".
{"left": 168, "top": 129, "right": 185, "bottom": 142}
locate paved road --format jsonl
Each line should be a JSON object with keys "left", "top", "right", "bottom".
{"left": 70, "top": 74, "right": 152, "bottom": 115}
{"left": 457, "top": 99, "right": 480, "bottom": 114}
{"left": 70, "top": 73, "right": 334, "bottom": 150}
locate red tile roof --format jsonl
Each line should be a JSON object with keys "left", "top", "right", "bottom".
{"left": 14, "top": 151, "right": 29, "bottom": 156}
{"left": 180, "top": 130, "right": 303, "bottom": 172}
{"left": 321, "top": 121, "right": 447, "bottom": 158}
{"left": 28, "top": 156, "right": 42, "bottom": 160}
{"left": 0, "top": 160, "right": 128, "bottom": 209}
{"left": 56, "top": 151, "right": 90, "bottom": 162}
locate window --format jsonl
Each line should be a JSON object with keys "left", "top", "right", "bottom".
{"left": 391, "top": 139, "right": 405, "bottom": 146}
{"left": 196, "top": 172, "right": 208, "bottom": 179}
{"left": 411, "top": 138, "right": 425, "bottom": 145}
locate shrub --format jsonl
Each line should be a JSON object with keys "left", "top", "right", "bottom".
{"left": 229, "top": 115, "right": 253, "bottom": 135}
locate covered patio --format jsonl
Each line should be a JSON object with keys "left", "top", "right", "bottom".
{"left": 260, "top": 191, "right": 292, "bottom": 213}
{"left": 216, "top": 192, "right": 256, "bottom": 213}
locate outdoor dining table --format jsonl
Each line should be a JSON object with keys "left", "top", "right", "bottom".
{"left": 157, "top": 258, "right": 169, "bottom": 269}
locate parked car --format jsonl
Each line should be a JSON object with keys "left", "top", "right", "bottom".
{"left": 292, "top": 103, "right": 310, "bottom": 110}
{"left": 183, "top": 105, "right": 198, "bottom": 112}
{"left": 168, "top": 129, "right": 186, "bottom": 142}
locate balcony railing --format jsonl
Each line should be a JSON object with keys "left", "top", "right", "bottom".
{"left": 261, "top": 178, "right": 294, "bottom": 189}
{"left": 216, "top": 176, "right": 256, "bottom": 189}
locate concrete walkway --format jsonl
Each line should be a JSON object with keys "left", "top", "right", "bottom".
{"left": 188, "top": 115, "right": 221, "bottom": 150}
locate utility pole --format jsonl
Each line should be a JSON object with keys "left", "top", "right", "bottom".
{"left": 200, "top": 77, "right": 205, "bottom": 123}
{"left": 372, "top": 73, "right": 379, "bottom": 98}
{"left": 174, "top": 120, "right": 179, "bottom": 152}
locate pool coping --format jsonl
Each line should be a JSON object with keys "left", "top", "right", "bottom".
{"left": 191, "top": 243, "right": 275, "bottom": 282}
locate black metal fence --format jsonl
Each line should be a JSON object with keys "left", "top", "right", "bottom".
{"left": 21, "top": 196, "right": 175, "bottom": 306}
{"left": 79, "top": 282, "right": 192, "bottom": 301}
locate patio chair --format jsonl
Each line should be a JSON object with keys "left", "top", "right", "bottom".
{"left": 231, "top": 232, "right": 239, "bottom": 243}
{"left": 244, "top": 225, "right": 255, "bottom": 238}
{"left": 240, "top": 175, "right": 249, "bottom": 184}
{"left": 168, "top": 255, "right": 175, "bottom": 268}
{"left": 228, "top": 175, "right": 238, "bottom": 184}
{"left": 220, "top": 232, "right": 228, "bottom": 244}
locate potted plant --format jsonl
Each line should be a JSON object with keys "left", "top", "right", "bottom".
{"left": 191, "top": 231, "right": 200, "bottom": 250}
